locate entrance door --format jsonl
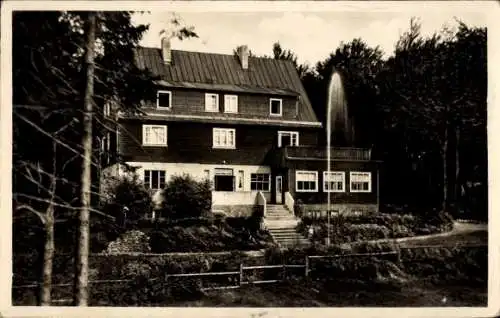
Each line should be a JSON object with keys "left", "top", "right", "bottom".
{"left": 275, "top": 176, "right": 283, "bottom": 204}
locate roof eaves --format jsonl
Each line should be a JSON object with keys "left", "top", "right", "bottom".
{"left": 118, "top": 111, "right": 323, "bottom": 128}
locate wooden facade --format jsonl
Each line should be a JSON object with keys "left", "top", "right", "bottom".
{"left": 104, "top": 44, "right": 381, "bottom": 215}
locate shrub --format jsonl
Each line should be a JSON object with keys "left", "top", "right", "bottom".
{"left": 104, "top": 230, "right": 151, "bottom": 254}
{"left": 298, "top": 211, "right": 454, "bottom": 244}
{"left": 146, "top": 216, "right": 274, "bottom": 253}
{"left": 294, "top": 199, "right": 305, "bottom": 218}
{"left": 159, "top": 174, "right": 211, "bottom": 219}
{"left": 102, "top": 174, "right": 153, "bottom": 222}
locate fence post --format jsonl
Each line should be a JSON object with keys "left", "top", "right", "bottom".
{"left": 239, "top": 263, "right": 243, "bottom": 286}
{"left": 305, "top": 256, "right": 309, "bottom": 278}
{"left": 282, "top": 263, "right": 286, "bottom": 281}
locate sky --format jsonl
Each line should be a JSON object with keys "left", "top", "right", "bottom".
{"left": 132, "top": 9, "right": 487, "bottom": 67}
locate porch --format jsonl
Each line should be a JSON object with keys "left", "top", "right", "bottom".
{"left": 268, "top": 145, "right": 380, "bottom": 215}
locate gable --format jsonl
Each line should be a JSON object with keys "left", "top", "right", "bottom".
{"left": 134, "top": 47, "right": 319, "bottom": 124}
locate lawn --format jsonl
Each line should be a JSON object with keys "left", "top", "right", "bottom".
{"left": 397, "top": 222, "right": 487, "bottom": 248}
{"left": 173, "top": 280, "right": 487, "bottom": 307}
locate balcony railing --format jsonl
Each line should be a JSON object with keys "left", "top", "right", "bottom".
{"left": 284, "top": 146, "right": 372, "bottom": 161}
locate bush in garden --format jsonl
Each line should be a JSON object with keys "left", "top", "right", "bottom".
{"left": 104, "top": 230, "right": 151, "bottom": 254}
{"left": 294, "top": 199, "right": 305, "bottom": 218}
{"left": 159, "top": 174, "right": 212, "bottom": 219}
{"left": 147, "top": 216, "right": 274, "bottom": 253}
{"left": 297, "top": 210, "right": 454, "bottom": 244}
{"left": 102, "top": 174, "right": 153, "bottom": 222}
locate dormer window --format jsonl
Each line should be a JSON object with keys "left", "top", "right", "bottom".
{"left": 278, "top": 131, "right": 299, "bottom": 147}
{"left": 205, "top": 93, "right": 219, "bottom": 112}
{"left": 224, "top": 95, "right": 238, "bottom": 113}
{"left": 270, "top": 98, "right": 282, "bottom": 116}
{"left": 157, "top": 90, "right": 172, "bottom": 109}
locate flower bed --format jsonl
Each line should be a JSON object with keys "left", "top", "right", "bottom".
{"left": 297, "top": 212, "right": 454, "bottom": 245}
{"left": 101, "top": 216, "right": 275, "bottom": 254}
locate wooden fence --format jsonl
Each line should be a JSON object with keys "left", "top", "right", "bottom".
{"left": 12, "top": 244, "right": 487, "bottom": 305}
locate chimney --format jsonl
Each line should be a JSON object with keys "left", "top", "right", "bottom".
{"left": 237, "top": 45, "right": 249, "bottom": 70}
{"left": 161, "top": 37, "right": 172, "bottom": 65}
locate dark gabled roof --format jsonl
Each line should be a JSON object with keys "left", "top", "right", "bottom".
{"left": 134, "top": 47, "right": 320, "bottom": 124}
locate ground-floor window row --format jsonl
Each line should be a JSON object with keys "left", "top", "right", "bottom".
{"left": 142, "top": 169, "right": 372, "bottom": 193}
{"left": 296, "top": 170, "right": 372, "bottom": 193}
{"left": 142, "top": 168, "right": 271, "bottom": 192}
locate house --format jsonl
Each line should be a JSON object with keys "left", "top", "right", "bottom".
{"left": 101, "top": 38, "right": 381, "bottom": 217}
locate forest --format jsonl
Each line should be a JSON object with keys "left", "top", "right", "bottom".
{"left": 12, "top": 12, "right": 487, "bottom": 306}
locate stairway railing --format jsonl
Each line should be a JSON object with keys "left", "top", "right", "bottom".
{"left": 284, "top": 191, "right": 294, "bottom": 215}
{"left": 257, "top": 191, "right": 267, "bottom": 218}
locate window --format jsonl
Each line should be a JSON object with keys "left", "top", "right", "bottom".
{"left": 278, "top": 131, "right": 299, "bottom": 147}
{"left": 205, "top": 93, "right": 219, "bottom": 112}
{"left": 350, "top": 172, "right": 372, "bottom": 193}
{"left": 214, "top": 168, "right": 234, "bottom": 191}
{"left": 213, "top": 128, "right": 236, "bottom": 149}
{"left": 103, "top": 102, "right": 111, "bottom": 117}
{"left": 144, "top": 170, "right": 166, "bottom": 190}
{"left": 323, "top": 171, "right": 345, "bottom": 192}
{"left": 224, "top": 95, "right": 238, "bottom": 113}
{"left": 250, "top": 173, "right": 270, "bottom": 191}
{"left": 157, "top": 90, "right": 172, "bottom": 109}
{"left": 270, "top": 98, "right": 282, "bottom": 116}
{"left": 296, "top": 171, "right": 318, "bottom": 192}
{"left": 143, "top": 125, "right": 167, "bottom": 146}
{"left": 238, "top": 170, "right": 244, "bottom": 189}
{"left": 203, "top": 169, "right": 210, "bottom": 181}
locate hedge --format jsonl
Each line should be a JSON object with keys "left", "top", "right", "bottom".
{"left": 12, "top": 242, "right": 486, "bottom": 306}
{"left": 297, "top": 212, "right": 454, "bottom": 244}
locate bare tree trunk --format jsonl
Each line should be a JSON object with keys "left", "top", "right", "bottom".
{"left": 442, "top": 124, "right": 449, "bottom": 212}
{"left": 41, "top": 205, "right": 54, "bottom": 305}
{"left": 74, "top": 12, "right": 96, "bottom": 307}
{"left": 455, "top": 126, "right": 460, "bottom": 206}
{"left": 40, "top": 141, "right": 57, "bottom": 306}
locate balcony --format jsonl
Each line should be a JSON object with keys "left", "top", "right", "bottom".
{"left": 285, "top": 146, "right": 372, "bottom": 161}
{"left": 267, "top": 146, "right": 372, "bottom": 167}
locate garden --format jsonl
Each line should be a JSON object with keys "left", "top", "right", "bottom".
{"left": 12, "top": 173, "right": 486, "bottom": 306}
{"left": 18, "top": 242, "right": 484, "bottom": 306}
{"left": 295, "top": 209, "right": 455, "bottom": 246}
{"left": 94, "top": 173, "right": 275, "bottom": 254}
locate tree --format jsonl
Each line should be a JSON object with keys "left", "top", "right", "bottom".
{"left": 102, "top": 174, "right": 153, "bottom": 222}
{"left": 302, "top": 39, "right": 384, "bottom": 147}
{"left": 232, "top": 45, "right": 255, "bottom": 57}
{"left": 74, "top": 11, "right": 96, "bottom": 306}
{"left": 269, "top": 42, "right": 311, "bottom": 80}
{"left": 159, "top": 174, "right": 212, "bottom": 219}
{"left": 13, "top": 142, "right": 57, "bottom": 305}
{"left": 12, "top": 10, "right": 197, "bottom": 305}
{"left": 376, "top": 18, "right": 487, "bottom": 213}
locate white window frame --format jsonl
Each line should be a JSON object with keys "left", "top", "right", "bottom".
{"left": 224, "top": 94, "right": 238, "bottom": 113}
{"left": 350, "top": 171, "right": 372, "bottom": 193}
{"left": 296, "top": 170, "right": 318, "bottom": 192}
{"left": 250, "top": 173, "right": 271, "bottom": 192}
{"left": 323, "top": 171, "right": 346, "bottom": 193}
{"left": 143, "top": 169, "right": 166, "bottom": 190}
{"left": 269, "top": 98, "right": 283, "bottom": 116}
{"left": 278, "top": 131, "right": 299, "bottom": 147}
{"left": 142, "top": 125, "right": 168, "bottom": 147}
{"left": 103, "top": 102, "right": 111, "bottom": 117}
{"left": 205, "top": 93, "right": 219, "bottom": 112}
{"left": 213, "top": 128, "right": 236, "bottom": 149}
{"left": 156, "top": 90, "right": 172, "bottom": 110}
{"left": 214, "top": 168, "right": 235, "bottom": 192}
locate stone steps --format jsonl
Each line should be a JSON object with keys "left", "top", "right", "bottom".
{"left": 264, "top": 204, "right": 310, "bottom": 249}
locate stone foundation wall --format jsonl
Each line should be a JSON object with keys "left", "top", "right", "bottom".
{"left": 212, "top": 205, "right": 256, "bottom": 217}
{"left": 299, "top": 203, "right": 378, "bottom": 217}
